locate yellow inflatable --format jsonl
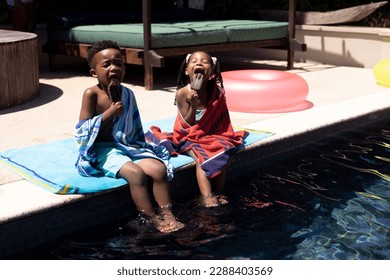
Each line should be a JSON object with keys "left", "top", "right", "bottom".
{"left": 374, "top": 59, "right": 390, "bottom": 87}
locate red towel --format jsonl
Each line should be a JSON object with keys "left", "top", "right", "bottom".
{"left": 148, "top": 85, "right": 247, "bottom": 178}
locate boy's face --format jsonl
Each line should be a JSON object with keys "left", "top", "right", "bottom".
{"left": 90, "top": 48, "right": 125, "bottom": 86}
{"left": 185, "top": 52, "right": 213, "bottom": 81}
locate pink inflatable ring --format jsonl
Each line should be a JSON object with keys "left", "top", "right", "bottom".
{"left": 222, "top": 70, "right": 311, "bottom": 113}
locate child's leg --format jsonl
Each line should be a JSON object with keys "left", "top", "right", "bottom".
{"left": 96, "top": 146, "right": 182, "bottom": 232}
{"left": 188, "top": 150, "right": 219, "bottom": 207}
{"left": 212, "top": 171, "right": 226, "bottom": 194}
{"left": 118, "top": 161, "right": 155, "bottom": 216}
{"left": 211, "top": 171, "right": 229, "bottom": 205}
{"left": 138, "top": 158, "right": 170, "bottom": 206}
{"left": 96, "top": 145, "right": 153, "bottom": 214}
{"left": 138, "top": 158, "right": 185, "bottom": 232}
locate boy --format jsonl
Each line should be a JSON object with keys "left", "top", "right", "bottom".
{"left": 74, "top": 40, "right": 184, "bottom": 233}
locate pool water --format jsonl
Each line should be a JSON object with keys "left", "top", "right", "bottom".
{"left": 17, "top": 120, "right": 390, "bottom": 259}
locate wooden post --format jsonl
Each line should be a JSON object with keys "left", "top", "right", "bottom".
{"left": 287, "top": 0, "right": 296, "bottom": 69}
{"left": 143, "top": 0, "right": 153, "bottom": 90}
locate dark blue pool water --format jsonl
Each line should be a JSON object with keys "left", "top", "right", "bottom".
{"left": 18, "top": 120, "right": 390, "bottom": 260}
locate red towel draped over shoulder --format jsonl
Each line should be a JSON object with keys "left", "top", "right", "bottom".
{"left": 147, "top": 85, "right": 247, "bottom": 178}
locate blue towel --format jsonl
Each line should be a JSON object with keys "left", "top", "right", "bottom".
{"left": 0, "top": 118, "right": 272, "bottom": 194}
{"left": 74, "top": 86, "right": 173, "bottom": 180}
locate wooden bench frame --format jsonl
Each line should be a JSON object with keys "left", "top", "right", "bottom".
{"left": 43, "top": 0, "right": 306, "bottom": 90}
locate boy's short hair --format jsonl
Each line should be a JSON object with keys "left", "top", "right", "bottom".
{"left": 87, "top": 40, "right": 121, "bottom": 67}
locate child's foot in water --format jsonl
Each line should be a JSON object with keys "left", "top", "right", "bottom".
{"left": 158, "top": 208, "right": 185, "bottom": 233}
{"left": 201, "top": 194, "right": 219, "bottom": 207}
{"left": 138, "top": 210, "right": 183, "bottom": 233}
{"left": 216, "top": 194, "right": 229, "bottom": 205}
{"left": 151, "top": 205, "right": 185, "bottom": 233}
{"left": 153, "top": 216, "right": 184, "bottom": 233}
{"left": 201, "top": 193, "right": 229, "bottom": 207}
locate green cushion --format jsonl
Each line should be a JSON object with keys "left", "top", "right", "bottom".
{"left": 58, "top": 22, "right": 226, "bottom": 48}
{"left": 51, "top": 20, "right": 288, "bottom": 48}
{"left": 223, "top": 20, "right": 288, "bottom": 42}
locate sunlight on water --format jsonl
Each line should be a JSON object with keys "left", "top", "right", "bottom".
{"left": 284, "top": 126, "right": 390, "bottom": 260}
{"left": 15, "top": 121, "right": 390, "bottom": 260}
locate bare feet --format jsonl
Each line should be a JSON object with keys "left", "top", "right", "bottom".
{"left": 138, "top": 205, "right": 184, "bottom": 233}
{"left": 216, "top": 194, "right": 229, "bottom": 205}
{"left": 158, "top": 207, "right": 185, "bottom": 233}
{"left": 138, "top": 213, "right": 182, "bottom": 233}
{"left": 201, "top": 194, "right": 229, "bottom": 207}
{"left": 201, "top": 194, "right": 219, "bottom": 207}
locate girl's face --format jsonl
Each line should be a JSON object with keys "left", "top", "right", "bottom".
{"left": 185, "top": 52, "right": 213, "bottom": 81}
{"left": 90, "top": 48, "right": 125, "bottom": 87}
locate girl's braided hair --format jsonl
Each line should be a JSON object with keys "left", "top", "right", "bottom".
{"left": 176, "top": 51, "right": 224, "bottom": 91}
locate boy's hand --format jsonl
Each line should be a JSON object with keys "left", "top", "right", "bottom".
{"left": 109, "top": 101, "right": 124, "bottom": 117}
{"left": 108, "top": 83, "right": 121, "bottom": 102}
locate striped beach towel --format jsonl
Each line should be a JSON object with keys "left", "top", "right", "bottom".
{"left": 74, "top": 85, "right": 173, "bottom": 180}
{"left": 147, "top": 85, "right": 247, "bottom": 178}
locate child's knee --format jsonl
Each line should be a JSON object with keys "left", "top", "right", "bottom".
{"left": 149, "top": 160, "right": 168, "bottom": 179}
{"left": 119, "top": 162, "right": 146, "bottom": 183}
{"left": 155, "top": 165, "right": 168, "bottom": 181}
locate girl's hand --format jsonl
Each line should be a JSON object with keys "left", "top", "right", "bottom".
{"left": 187, "top": 89, "right": 199, "bottom": 108}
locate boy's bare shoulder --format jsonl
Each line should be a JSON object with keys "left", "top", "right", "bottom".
{"left": 82, "top": 85, "right": 107, "bottom": 105}
{"left": 83, "top": 85, "right": 100, "bottom": 98}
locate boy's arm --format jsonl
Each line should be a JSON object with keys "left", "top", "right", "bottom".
{"left": 79, "top": 89, "right": 122, "bottom": 124}
{"left": 79, "top": 89, "right": 97, "bottom": 122}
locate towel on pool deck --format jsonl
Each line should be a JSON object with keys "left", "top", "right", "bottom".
{"left": 146, "top": 85, "right": 247, "bottom": 178}
{"left": 0, "top": 118, "right": 272, "bottom": 194}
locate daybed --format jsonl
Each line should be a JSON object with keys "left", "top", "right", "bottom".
{"left": 42, "top": 0, "right": 306, "bottom": 90}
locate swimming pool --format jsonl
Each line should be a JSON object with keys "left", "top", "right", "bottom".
{"left": 13, "top": 119, "right": 390, "bottom": 260}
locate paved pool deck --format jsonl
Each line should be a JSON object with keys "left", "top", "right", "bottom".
{"left": 1, "top": 57, "right": 390, "bottom": 258}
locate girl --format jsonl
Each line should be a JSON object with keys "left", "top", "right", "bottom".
{"left": 149, "top": 51, "right": 247, "bottom": 207}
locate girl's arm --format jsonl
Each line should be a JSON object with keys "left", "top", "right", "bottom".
{"left": 175, "top": 87, "right": 198, "bottom": 125}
